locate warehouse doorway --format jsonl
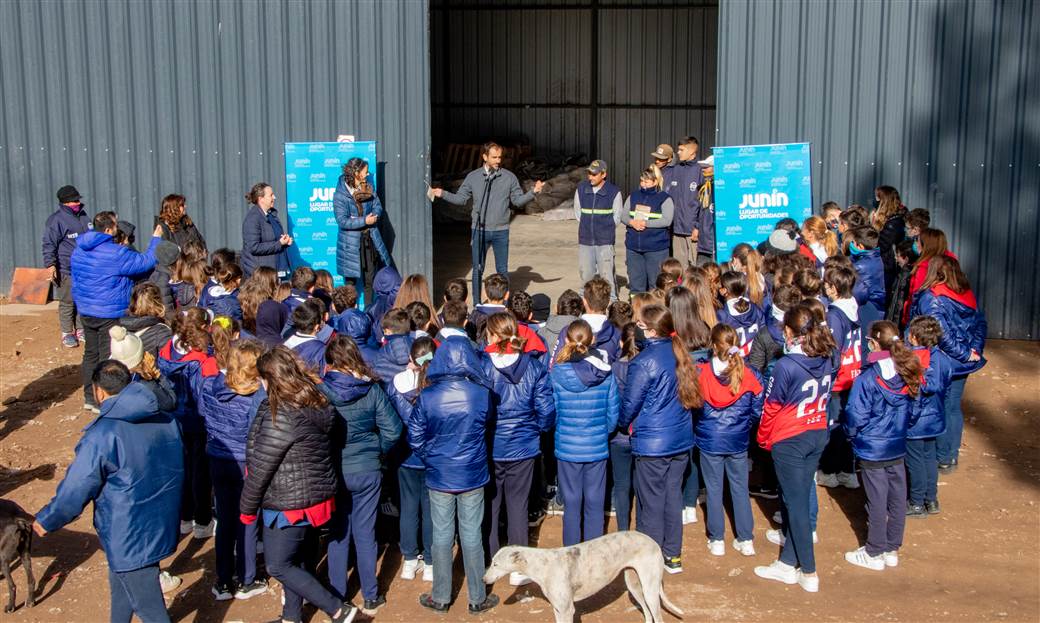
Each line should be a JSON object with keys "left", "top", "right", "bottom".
{"left": 428, "top": 0, "right": 718, "bottom": 296}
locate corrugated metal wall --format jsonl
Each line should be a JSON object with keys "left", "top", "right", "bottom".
{"left": 0, "top": 0, "right": 431, "bottom": 291}
{"left": 717, "top": 0, "right": 1039, "bottom": 340}
{"left": 431, "top": 0, "right": 717, "bottom": 192}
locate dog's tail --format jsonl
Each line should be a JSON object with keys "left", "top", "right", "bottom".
{"left": 660, "top": 586, "right": 684, "bottom": 618}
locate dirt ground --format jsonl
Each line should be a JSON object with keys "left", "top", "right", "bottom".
{"left": 1, "top": 215, "right": 1038, "bottom": 622}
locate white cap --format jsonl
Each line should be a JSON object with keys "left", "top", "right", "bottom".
{"left": 109, "top": 325, "right": 144, "bottom": 370}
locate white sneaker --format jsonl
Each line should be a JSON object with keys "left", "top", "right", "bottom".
{"left": 837, "top": 472, "right": 860, "bottom": 489}
{"left": 509, "top": 572, "right": 532, "bottom": 586}
{"left": 772, "top": 510, "right": 783, "bottom": 524}
{"left": 732, "top": 539, "right": 756, "bottom": 556}
{"left": 193, "top": 520, "right": 215, "bottom": 539}
{"left": 707, "top": 540, "right": 725, "bottom": 556}
{"left": 422, "top": 564, "right": 434, "bottom": 582}
{"left": 816, "top": 471, "right": 840, "bottom": 488}
{"left": 179, "top": 520, "right": 193, "bottom": 535}
{"left": 797, "top": 571, "right": 820, "bottom": 593}
{"left": 754, "top": 560, "right": 798, "bottom": 585}
{"left": 682, "top": 506, "right": 698, "bottom": 525}
{"left": 883, "top": 551, "right": 899, "bottom": 568}
{"left": 159, "top": 571, "right": 182, "bottom": 593}
{"left": 766, "top": 529, "right": 818, "bottom": 546}
{"left": 400, "top": 558, "right": 424, "bottom": 580}
{"left": 845, "top": 546, "right": 885, "bottom": 571}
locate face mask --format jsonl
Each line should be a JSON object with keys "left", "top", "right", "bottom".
{"left": 634, "top": 325, "right": 648, "bottom": 346}
{"left": 782, "top": 339, "right": 795, "bottom": 355}
{"left": 912, "top": 240, "right": 920, "bottom": 254}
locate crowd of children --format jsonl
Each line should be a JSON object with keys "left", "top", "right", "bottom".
{"left": 33, "top": 184, "right": 989, "bottom": 622}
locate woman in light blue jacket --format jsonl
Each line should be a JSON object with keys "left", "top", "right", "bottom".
{"left": 549, "top": 319, "right": 619, "bottom": 546}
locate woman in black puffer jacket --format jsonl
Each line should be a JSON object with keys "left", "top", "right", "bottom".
{"left": 872, "top": 185, "right": 907, "bottom": 301}
{"left": 241, "top": 347, "right": 355, "bottom": 623}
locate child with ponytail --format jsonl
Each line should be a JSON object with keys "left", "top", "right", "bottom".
{"left": 715, "top": 271, "right": 765, "bottom": 357}
{"left": 843, "top": 321, "right": 922, "bottom": 571}
{"left": 755, "top": 304, "right": 835, "bottom": 593}
{"left": 905, "top": 316, "right": 955, "bottom": 517}
{"left": 799, "top": 216, "right": 839, "bottom": 267}
{"left": 550, "top": 319, "right": 619, "bottom": 547}
{"left": 617, "top": 305, "right": 700, "bottom": 573}
{"left": 482, "top": 313, "right": 556, "bottom": 568}
{"left": 730, "top": 243, "right": 769, "bottom": 309}
{"left": 695, "top": 324, "right": 764, "bottom": 557}
{"left": 200, "top": 262, "right": 244, "bottom": 321}
{"left": 388, "top": 337, "right": 438, "bottom": 582}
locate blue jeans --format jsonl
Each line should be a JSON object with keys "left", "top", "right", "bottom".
{"left": 772, "top": 429, "right": 827, "bottom": 573}
{"left": 906, "top": 438, "right": 939, "bottom": 504}
{"left": 262, "top": 523, "right": 341, "bottom": 621}
{"left": 634, "top": 452, "right": 687, "bottom": 558}
{"left": 210, "top": 457, "right": 257, "bottom": 586}
{"left": 557, "top": 459, "right": 607, "bottom": 546}
{"left": 937, "top": 375, "right": 967, "bottom": 463}
{"left": 108, "top": 564, "right": 170, "bottom": 623}
{"left": 398, "top": 467, "right": 432, "bottom": 561}
{"left": 625, "top": 248, "right": 668, "bottom": 294}
{"left": 471, "top": 228, "right": 510, "bottom": 301}
{"left": 328, "top": 471, "right": 381, "bottom": 601}
{"left": 429, "top": 488, "right": 486, "bottom": 606}
{"left": 682, "top": 447, "right": 701, "bottom": 508}
{"left": 699, "top": 451, "right": 754, "bottom": 542}
{"left": 609, "top": 442, "right": 635, "bottom": 531}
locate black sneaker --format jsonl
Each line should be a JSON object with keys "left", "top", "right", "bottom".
{"left": 937, "top": 459, "right": 958, "bottom": 474}
{"left": 234, "top": 579, "right": 267, "bottom": 600}
{"left": 363, "top": 595, "right": 386, "bottom": 613}
{"left": 749, "top": 485, "right": 779, "bottom": 500}
{"left": 468, "top": 594, "right": 499, "bottom": 615}
{"left": 664, "top": 556, "right": 683, "bottom": 574}
{"left": 906, "top": 503, "right": 928, "bottom": 518}
{"left": 331, "top": 603, "right": 358, "bottom": 623}
{"left": 419, "top": 593, "right": 450, "bottom": 613}
{"left": 211, "top": 581, "right": 235, "bottom": 601}
{"left": 925, "top": 500, "right": 941, "bottom": 515}
{"left": 528, "top": 508, "right": 546, "bottom": 527}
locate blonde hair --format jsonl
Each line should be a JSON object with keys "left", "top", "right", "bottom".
{"left": 226, "top": 341, "right": 263, "bottom": 395}
{"left": 710, "top": 324, "right": 746, "bottom": 395}
{"left": 555, "top": 319, "right": 594, "bottom": 364}
{"left": 131, "top": 352, "right": 162, "bottom": 381}
{"left": 802, "top": 216, "right": 839, "bottom": 257}
{"left": 641, "top": 164, "right": 664, "bottom": 190}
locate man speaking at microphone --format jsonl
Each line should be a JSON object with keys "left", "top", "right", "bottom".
{"left": 433, "top": 142, "right": 543, "bottom": 300}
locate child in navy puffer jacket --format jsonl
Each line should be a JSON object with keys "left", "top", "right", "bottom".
{"left": 695, "top": 325, "right": 764, "bottom": 558}
{"left": 716, "top": 271, "right": 765, "bottom": 357}
{"left": 550, "top": 319, "right": 619, "bottom": 546}
{"left": 905, "top": 316, "right": 954, "bottom": 517}
{"left": 388, "top": 338, "right": 438, "bottom": 582}
{"left": 482, "top": 313, "right": 555, "bottom": 562}
{"left": 192, "top": 340, "right": 266, "bottom": 600}
{"left": 199, "top": 263, "right": 244, "bottom": 321}
{"left": 843, "top": 320, "right": 922, "bottom": 572}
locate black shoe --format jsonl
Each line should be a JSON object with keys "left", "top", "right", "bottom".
{"left": 925, "top": 500, "right": 941, "bottom": 514}
{"left": 331, "top": 603, "right": 358, "bottom": 623}
{"left": 528, "top": 508, "right": 546, "bottom": 527}
{"left": 363, "top": 595, "right": 386, "bottom": 612}
{"left": 211, "top": 582, "right": 236, "bottom": 601}
{"left": 937, "top": 459, "right": 958, "bottom": 474}
{"left": 749, "top": 485, "right": 779, "bottom": 500}
{"left": 419, "top": 593, "right": 450, "bottom": 613}
{"left": 663, "top": 556, "right": 683, "bottom": 574}
{"left": 468, "top": 594, "right": 499, "bottom": 615}
{"left": 906, "top": 503, "right": 928, "bottom": 518}
{"left": 234, "top": 579, "right": 267, "bottom": 600}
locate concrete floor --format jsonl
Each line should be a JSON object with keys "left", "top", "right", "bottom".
{"left": 432, "top": 214, "right": 631, "bottom": 303}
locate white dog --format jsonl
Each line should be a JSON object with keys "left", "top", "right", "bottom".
{"left": 483, "top": 531, "right": 684, "bottom": 623}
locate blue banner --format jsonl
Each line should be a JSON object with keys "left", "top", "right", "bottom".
{"left": 284, "top": 141, "right": 378, "bottom": 287}
{"left": 712, "top": 142, "right": 812, "bottom": 263}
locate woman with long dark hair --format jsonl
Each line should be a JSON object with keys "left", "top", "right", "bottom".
{"left": 333, "top": 158, "right": 393, "bottom": 303}
{"left": 157, "top": 193, "right": 206, "bottom": 250}
{"left": 240, "top": 347, "right": 356, "bottom": 623}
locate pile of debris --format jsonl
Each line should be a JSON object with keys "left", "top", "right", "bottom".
{"left": 432, "top": 145, "right": 590, "bottom": 224}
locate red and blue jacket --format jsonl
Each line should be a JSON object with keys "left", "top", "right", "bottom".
{"left": 910, "top": 284, "right": 987, "bottom": 376}
{"left": 844, "top": 353, "right": 917, "bottom": 461}
{"left": 756, "top": 350, "right": 833, "bottom": 450}
{"left": 694, "top": 360, "right": 764, "bottom": 455}
{"left": 908, "top": 346, "right": 954, "bottom": 439}
{"left": 827, "top": 297, "right": 862, "bottom": 392}
{"left": 716, "top": 298, "right": 765, "bottom": 357}
{"left": 157, "top": 338, "right": 220, "bottom": 434}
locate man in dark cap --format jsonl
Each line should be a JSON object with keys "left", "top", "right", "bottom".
{"left": 42, "top": 185, "right": 91, "bottom": 348}
{"left": 573, "top": 160, "right": 623, "bottom": 301}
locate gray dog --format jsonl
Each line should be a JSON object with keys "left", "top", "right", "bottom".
{"left": 484, "top": 531, "right": 684, "bottom": 623}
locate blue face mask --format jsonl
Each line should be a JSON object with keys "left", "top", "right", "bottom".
{"left": 848, "top": 241, "right": 868, "bottom": 256}
{"left": 912, "top": 240, "right": 920, "bottom": 254}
